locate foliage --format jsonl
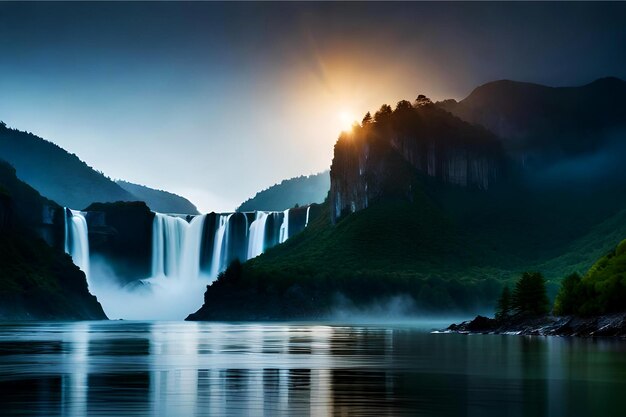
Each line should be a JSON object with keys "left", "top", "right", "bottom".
{"left": 495, "top": 286, "right": 512, "bottom": 321}
{"left": 554, "top": 240, "right": 626, "bottom": 316}
{"left": 116, "top": 180, "right": 198, "bottom": 214}
{"left": 511, "top": 272, "right": 550, "bottom": 316}
{"left": 373, "top": 104, "right": 393, "bottom": 123}
{"left": 0, "top": 123, "right": 196, "bottom": 212}
{"left": 237, "top": 171, "right": 330, "bottom": 212}
{"left": 0, "top": 161, "right": 106, "bottom": 319}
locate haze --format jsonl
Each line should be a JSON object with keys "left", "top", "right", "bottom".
{"left": 0, "top": 2, "right": 624, "bottom": 211}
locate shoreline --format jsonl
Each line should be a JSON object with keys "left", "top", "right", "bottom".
{"left": 444, "top": 313, "right": 626, "bottom": 338}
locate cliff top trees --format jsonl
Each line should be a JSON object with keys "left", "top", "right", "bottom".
{"left": 415, "top": 94, "right": 432, "bottom": 107}
{"left": 395, "top": 100, "right": 413, "bottom": 112}
{"left": 361, "top": 112, "right": 372, "bottom": 126}
{"left": 373, "top": 104, "right": 393, "bottom": 123}
{"left": 512, "top": 272, "right": 550, "bottom": 316}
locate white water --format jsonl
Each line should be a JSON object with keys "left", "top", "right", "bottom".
{"left": 305, "top": 206, "right": 311, "bottom": 227}
{"left": 210, "top": 214, "right": 233, "bottom": 278}
{"left": 64, "top": 206, "right": 312, "bottom": 319}
{"left": 247, "top": 212, "right": 269, "bottom": 259}
{"left": 64, "top": 209, "right": 90, "bottom": 285}
{"left": 151, "top": 213, "right": 206, "bottom": 280}
{"left": 279, "top": 209, "right": 289, "bottom": 243}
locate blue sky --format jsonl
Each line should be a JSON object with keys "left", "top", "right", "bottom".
{"left": 1, "top": 2, "right": 624, "bottom": 211}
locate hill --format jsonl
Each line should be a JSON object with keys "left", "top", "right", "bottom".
{"left": 189, "top": 88, "right": 626, "bottom": 321}
{"left": 117, "top": 180, "right": 199, "bottom": 214}
{"left": 0, "top": 160, "right": 107, "bottom": 319}
{"left": 237, "top": 171, "right": 330, "bottom": 212}
{"left": 0, "top": 122, "right": 198, "bottom": 213}
{"left": 437, "top": 77, "right": 626, "bottom": 163}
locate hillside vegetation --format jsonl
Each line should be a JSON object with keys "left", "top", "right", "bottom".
{"left": 0, "top": 160, "right": 107, "bottom": 319}
{"left": 237, "top": 171, "right": 330, "bottom": 212}
{"left": 117, "top": 180, "right": 198, "bottom": 214}
{"left": 0, "top": 122, "right": 198, "bottom": 213}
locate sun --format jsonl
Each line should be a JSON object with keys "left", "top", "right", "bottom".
{"left": 338, "top": 110, "right": 356, "bottom": 132}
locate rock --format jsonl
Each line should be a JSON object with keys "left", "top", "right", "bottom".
{"left": 446, "top": 313, "right": 626, "bottom": 338}
{"left": 330, "top": 104, "right": 503, "bottom": 223}
{"left": 466, "top": 315, "right": 498, "bottom": 332}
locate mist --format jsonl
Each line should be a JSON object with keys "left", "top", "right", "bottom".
{"left": 89, "top": 255, "right": 209, "bottom": 320}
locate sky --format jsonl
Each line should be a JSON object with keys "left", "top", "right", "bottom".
{"left": 0, "top": 2, "right": 625, "bottom": 212}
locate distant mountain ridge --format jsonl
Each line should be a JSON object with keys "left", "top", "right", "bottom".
{"left": 116, "top": 180, "right": 198, "bottom": 214}
{"left": 237, "top": 171, "right": 330, "bottom": 212}
{"left": 437, "top": 77, "right": 626, "bottom": 162}
{"left": 0, "top": 122, "right": 198, "bottom": 213}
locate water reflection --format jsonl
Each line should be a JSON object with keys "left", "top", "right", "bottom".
{"left": 0, "top": 321, "right": 624, "bottom": 416}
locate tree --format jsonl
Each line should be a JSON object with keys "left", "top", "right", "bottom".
{"left": 0, "top": 121, "right": 6, "bottom": 130}
{"left": 553, "top": 273, "right": 583, "bottom": 315}
{"left": 373, "top": 104, "right": 393, "bottom": 123}
{"left": 361, "top": 112, "right": 372, "bottom": 125}
{"left": 395, "top": 100, "right": 413, "bottom": 112}
{"left": 511, "top": 272, "right": 550, "bottom": 316}
{"left": 495, "top": 286, "right": 512, "bottom": 321}
{"left": 415, "top": 94, "right": 432, "bottom": 107}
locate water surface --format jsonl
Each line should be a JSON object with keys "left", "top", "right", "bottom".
{"left": 0, "top": 321, "right": 624, "bottom": 416}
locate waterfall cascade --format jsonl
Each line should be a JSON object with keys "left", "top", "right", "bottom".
{"left": 63, "top": 205, "right": 312, "bottom": 319}
{"left": 64, "top": 209, "right": 90, "bottom": 284}
{"left": 65, "top": 206, "right": 311, "bottom": 284}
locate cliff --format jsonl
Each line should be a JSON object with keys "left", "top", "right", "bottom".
{"left": 330, "top": 100, "right": 503, "bottom": 223}
{"left": 0, "top": 161, "right": 107, "bottom": 320}
{"left": 85, "top": 201, "right": 155, "bottom": 286}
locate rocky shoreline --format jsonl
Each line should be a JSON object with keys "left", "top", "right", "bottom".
{"left": 445, "top": 313, "right": 626, "bottom": 338}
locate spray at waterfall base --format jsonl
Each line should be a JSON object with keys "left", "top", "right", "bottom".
{"left": 64, "top": 207, "right": 311, "bottom": 319}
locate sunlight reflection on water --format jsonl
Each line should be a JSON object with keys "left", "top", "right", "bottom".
{"left": 0, "top": 321, "right": 624, "bottom": 416}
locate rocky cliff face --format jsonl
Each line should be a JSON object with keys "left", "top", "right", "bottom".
{"left": 85, "top": 201, "right": 155, "bottom": 285}
{"left": 0, "top": 161, "right": 107, "bottom": 320}
{"left": 330, "top": 101, "right": 503, "bottom": 223}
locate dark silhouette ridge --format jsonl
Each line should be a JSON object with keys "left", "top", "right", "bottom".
{"left": 0, "top": 123, "right": 199, "bottom": 213}
{"left": 437, "top": 77, "right": 626, "bottom": 161}
{"left": 0, "top": 160, "right": 107, "bottom": 319}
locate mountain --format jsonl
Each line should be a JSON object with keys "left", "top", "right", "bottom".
{"left": 330, "top": 99, "right": 503, "bottom": 223}
{"left": 237, "top": 171, "right": 330, "bottom": 212}
{"left": 0, "top": 123, "right": 198, "bottom": 213}
{"left": 0, "top": 160, "right": 107, "bottom": 319}
{"left": 189, "top": 90, "right": 626, "bottom": 321}
{"left": 117, "top": 180, "right": 199, "bottom": 214}
{"left": 437, "top": 77, "right": 626, "bottom": 163}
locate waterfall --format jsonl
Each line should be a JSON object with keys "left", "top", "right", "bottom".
{"left": 151, "top": 213, "right": 187, "bottom": 277}
{"left": 247, "top": 211, "right": 269, "bottom": 259}
{"left": 278, "top": 209, "right": 290, "bottom": 244}
{"left": 72, "top": 206, "right": 313, "bottom": 320}
{"left": 179, "top": 215, "right": 206, "bottom": 280}
{"left": 209, "top": 213, "right": 233, "bottom": 278}
{"left": 305, "top": 206, "right": 311, "bottom": 227}
{"left": 64, "top": 209, "right": 90, "bottom": 284}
